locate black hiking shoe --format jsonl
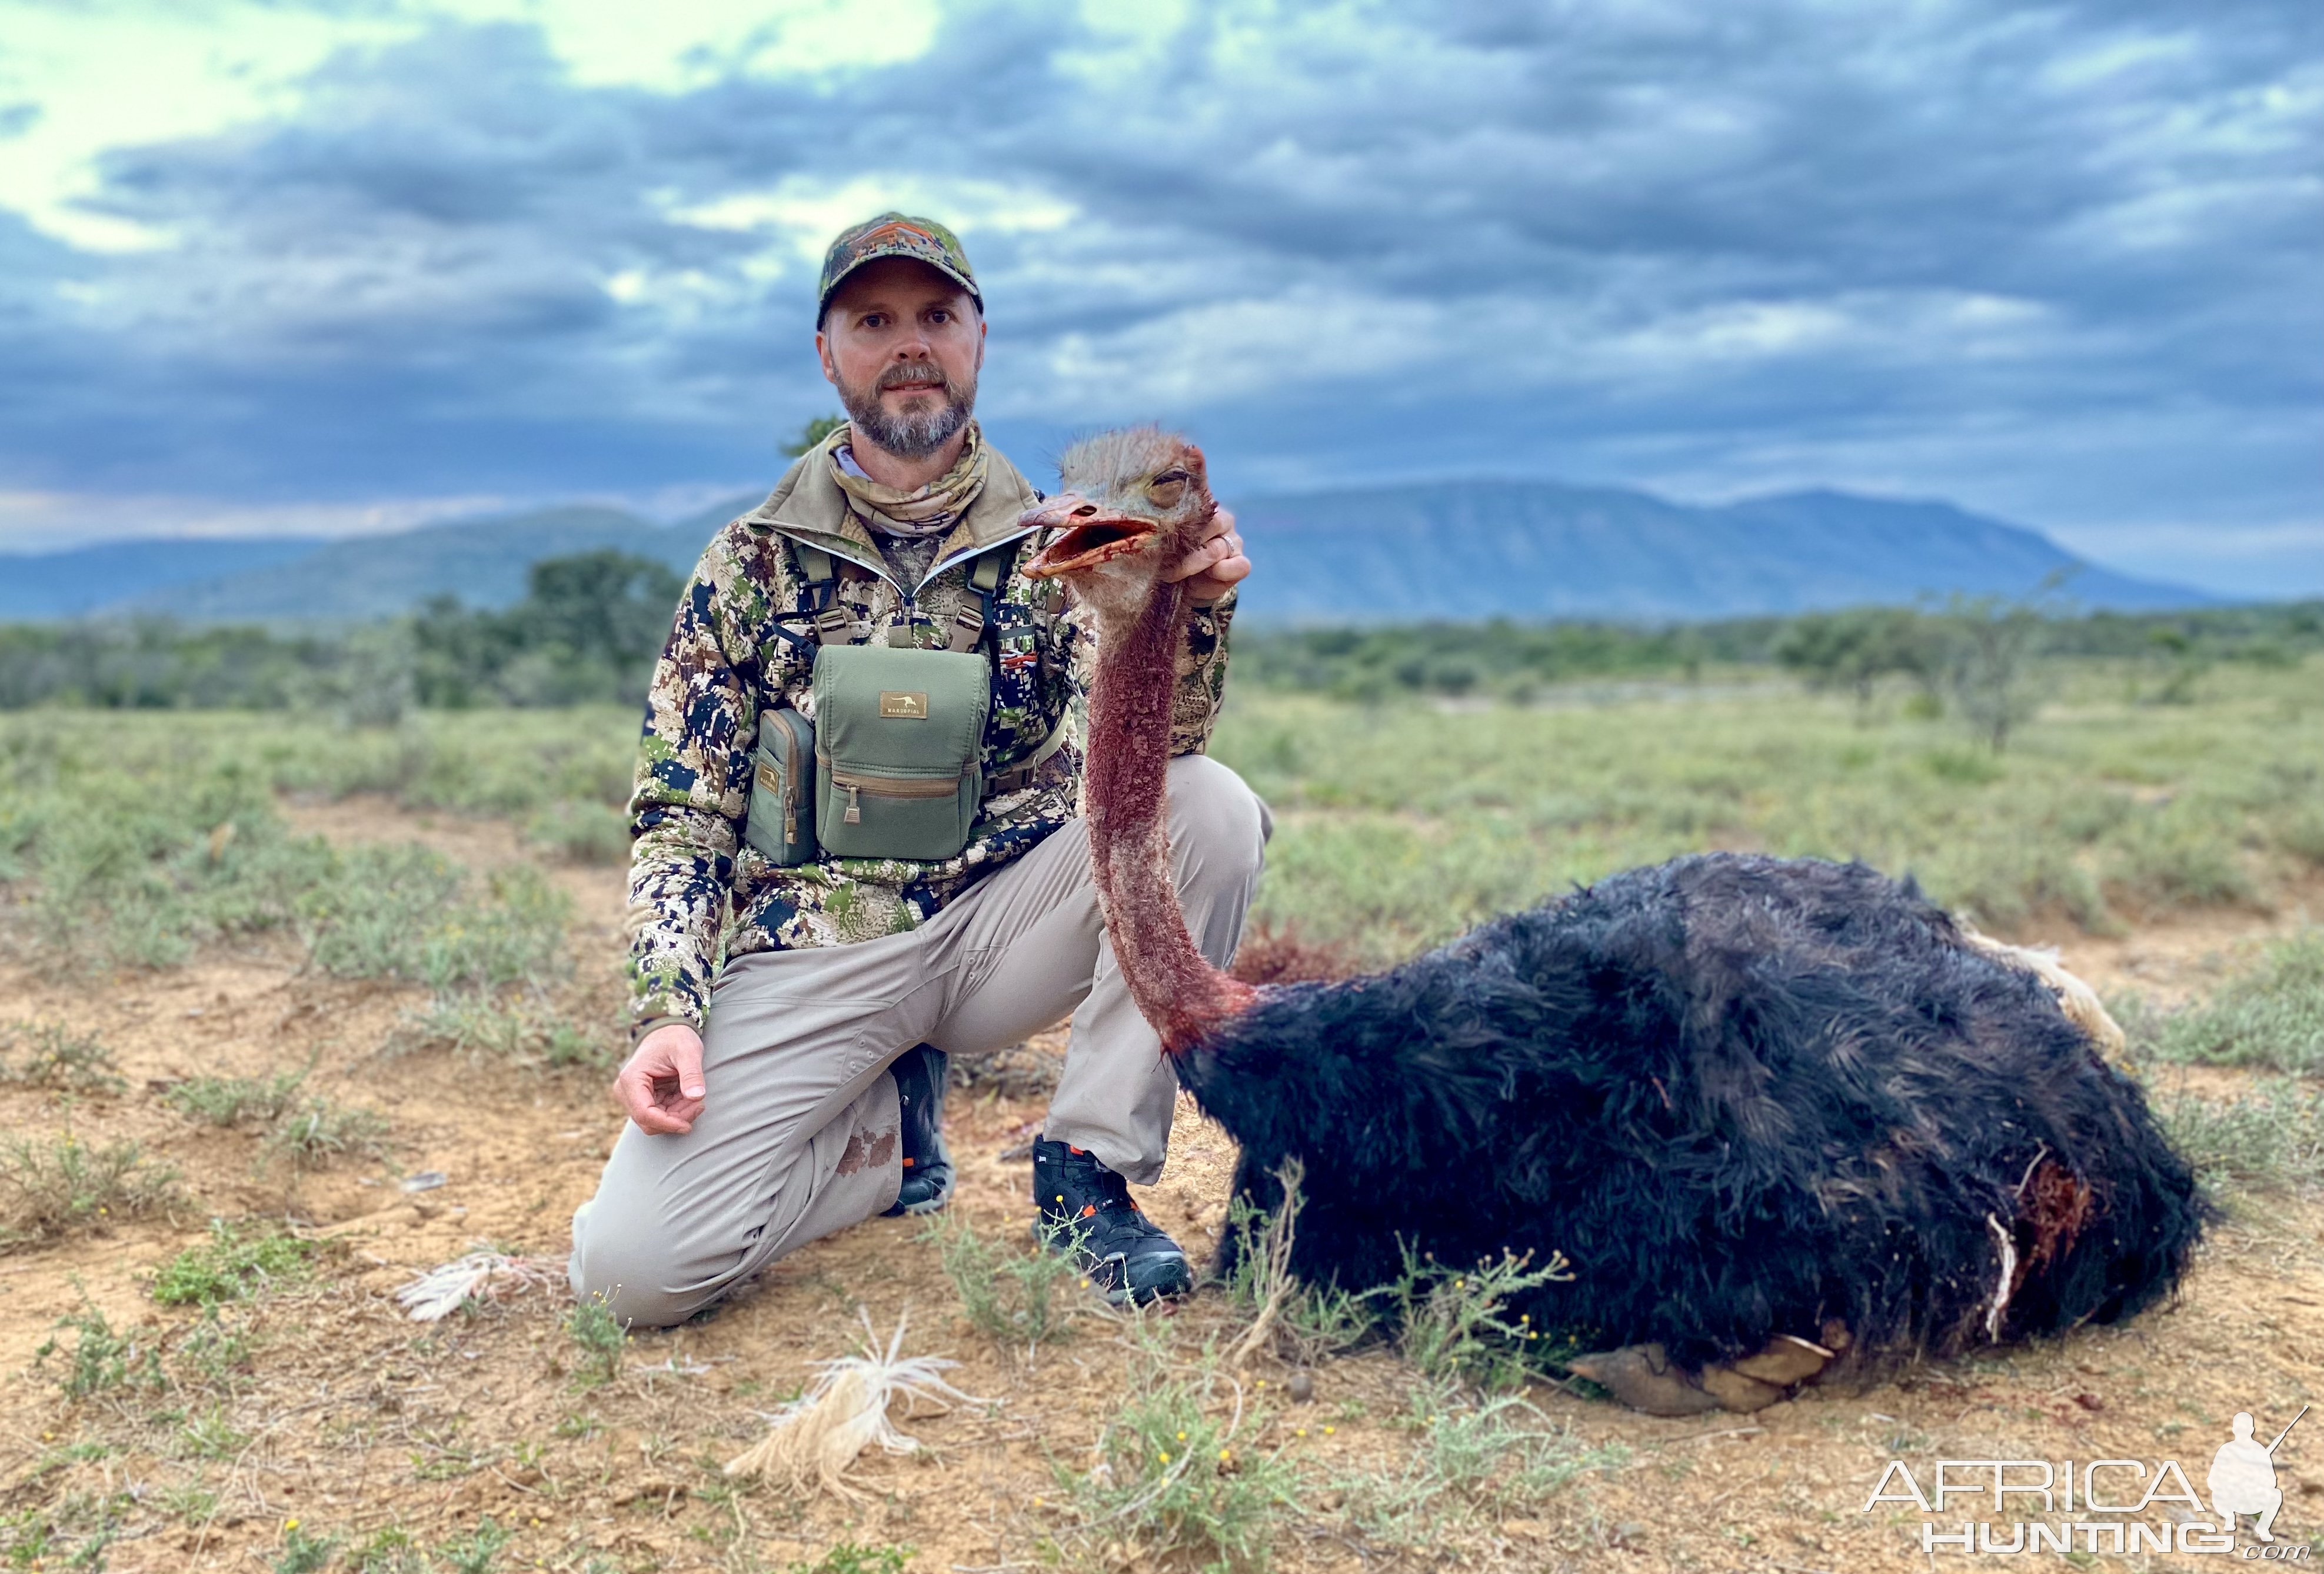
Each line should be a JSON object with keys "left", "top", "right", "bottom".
{"left": 1031, "top": 1138, "right": 1192, "bottom": 1305}
{"left": 883, "top": 1043, "right": 953, "bottom": 1216}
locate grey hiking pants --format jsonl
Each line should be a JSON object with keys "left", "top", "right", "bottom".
{"left": 568, "top": 755, "right": 1270, "bottom": 1328}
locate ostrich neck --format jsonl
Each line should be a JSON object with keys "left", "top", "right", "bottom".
{"left": 1084, "top": 579, "right": 1258, "bottom": 1053}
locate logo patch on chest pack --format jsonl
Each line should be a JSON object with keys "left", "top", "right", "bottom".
{"left": 879, "top": 691, "right": 930, "bottom": 719}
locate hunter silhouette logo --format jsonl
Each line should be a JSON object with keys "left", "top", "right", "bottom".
{"left": 2211, "top": 1407, "right": 2306, "bottom": 1545}
{"left": 1864, "top": 1404, "right": 2308, "bottom": 1556}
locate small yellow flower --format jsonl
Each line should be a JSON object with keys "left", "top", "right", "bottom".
{"left": 1176, "top": 1430, "right": 1187, "bottom": 1441}
{"left": 1295, "top": 1428, "right": 1307, "bottom": 1438}
{"left": 1218, "top": 1449, "right": 1231, "bottom": 1462}
{"left": 1324, "top": 1426, "right": 1336, "bottom": 1435}
{"left": 1157, "top": 1451, "right": 1171, "bottom": 1465}
{"left": 284, "top": 1519, "right": 299, "bottom": 1532}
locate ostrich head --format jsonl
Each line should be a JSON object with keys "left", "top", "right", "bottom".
{"left": 1021, "top": 427, "right": 1216, "bottom": 629}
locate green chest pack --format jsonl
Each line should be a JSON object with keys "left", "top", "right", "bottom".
{"left": 743, "top": 540, "right": 1020, "bottom": 866}
{"left": 808, "top": 642, "right": 990, "bottom": 860}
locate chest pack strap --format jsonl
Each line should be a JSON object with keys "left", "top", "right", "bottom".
{"left": 987, "top": 713, "right": 1073, "bottom": 796}
{"left": 946, "top": 545, "right": 1010, "bottom": 652}
{"left": 793, "top": 545, "right": 855, "bottom": 643}
{"left": 790, "top": 540, "right": 1013, "bottom": 651}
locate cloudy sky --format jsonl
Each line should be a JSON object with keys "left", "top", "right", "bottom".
{"left": 2, "top": 0, "right": 2318, "bottom": 596}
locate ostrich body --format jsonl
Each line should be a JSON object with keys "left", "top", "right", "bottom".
{"left": 1022, "top": 429, "right": 2205, "bottom": 1413}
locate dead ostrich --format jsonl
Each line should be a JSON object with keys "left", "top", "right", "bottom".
{"left": 1020, "top": 426, "right": 2207, "bottom": 1416}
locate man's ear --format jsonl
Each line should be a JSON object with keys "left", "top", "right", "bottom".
{"left": 975, "top": 314, "right": 987, "bottom": 371}
{"left": 815, "top": 329, "right": 838, "bottom": 385}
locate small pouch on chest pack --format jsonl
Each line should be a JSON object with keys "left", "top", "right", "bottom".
{"left": 744, "top": 706, "right": 819, "bottom": 866}
{"left": 810, "top": 643, "right": 990, "bottom": 862}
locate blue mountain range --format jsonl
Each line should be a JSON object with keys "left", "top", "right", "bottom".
{"left": 0, "top": 482, "right": 2213, "bottom": 624}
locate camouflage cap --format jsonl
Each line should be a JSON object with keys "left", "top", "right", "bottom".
{"left": 817, "top": 212, "right": 980, "bottom": 316}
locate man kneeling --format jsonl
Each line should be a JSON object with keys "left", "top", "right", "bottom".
{"left": 568, "top": 213, "right": 1264, "bottom": 1328}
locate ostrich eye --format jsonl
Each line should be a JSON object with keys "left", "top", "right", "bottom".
{"left": 1147, "top": 470, "right": 1190, "bottom": 505}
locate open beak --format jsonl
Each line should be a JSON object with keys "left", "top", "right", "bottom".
{"left": 1020, "top": 492, "right": 1161, "bottom": 579}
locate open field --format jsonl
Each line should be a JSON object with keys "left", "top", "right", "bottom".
{"left": 2, "top": 659, "right": 2321, "bottom": 1571}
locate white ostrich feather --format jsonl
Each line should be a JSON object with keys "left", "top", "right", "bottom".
{"left": 394, "top": 1251, "right": 567, "bottom": 1322}
{"left": 723, "top": 1308, "right": 978, "bottom": 1499}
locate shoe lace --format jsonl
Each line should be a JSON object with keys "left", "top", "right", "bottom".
{"left": 1048, "top": 1152, "right": 1158, "bottom": 1235}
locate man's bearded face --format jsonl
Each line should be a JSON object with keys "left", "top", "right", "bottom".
{"left": 835, "top": 356, "right": 977, "bottom": 462}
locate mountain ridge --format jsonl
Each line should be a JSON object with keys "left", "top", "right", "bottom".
{"left": 1227, "top": 479, "right": 2208, "bottom": 620}
{"left": 0, "top": 479, "right": 2216, "bottom": 623}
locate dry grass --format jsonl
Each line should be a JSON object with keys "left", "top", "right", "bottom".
{"left": 1, "top": 684, "right": 2321, "bottom": 1570}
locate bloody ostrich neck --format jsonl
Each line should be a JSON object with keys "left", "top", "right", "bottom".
{"left": 1081, "top": 577, "right": 1258, "bottom": 1052}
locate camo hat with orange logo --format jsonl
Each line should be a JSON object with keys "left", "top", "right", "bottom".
{"left": 817, "top": 212, "right": 980, "bottom": 318}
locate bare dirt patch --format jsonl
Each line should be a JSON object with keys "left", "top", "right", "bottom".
{"left": 4, "top": 796, "right": 2319, "bottom": 1572}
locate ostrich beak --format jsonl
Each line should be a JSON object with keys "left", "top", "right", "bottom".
{"left": 1021, "top": 492, "right": 1163, "bottom": 580}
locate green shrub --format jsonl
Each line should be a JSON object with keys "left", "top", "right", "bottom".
{"left": 1052, "top": 1346, "right": 1299, "bottom": 1572}
{"left": 2103, "top": 805, "right": 2255, "bottom": 909}
{"left": 1373, "top": 1246, "right": 1574, "bottom": 1389}
{"left": 1332, "top": 1382, "right": 1627, "bottom": 1546}
{"left": 2157, "top": 1078, "right": 2324, "bottom": 1194}
{"left": 2147, "top": 931, "right": 2324, "bottom": 1075}
{"left": 0, "top": 1133, "right": 184, "bottom": 1246}
{"left": 273, "top": 1525, "right": 340, "bottom": 1574}
{"left": 1218, "top": 1177, "right": 1370, "bottom": 1365}
{"left": 262, "top": 1098, "right": 391, "bottom": 1169}
{"left": 525, "top": 798, "right": 631, "bottom": 865}
{"left": 305, "top": 850, "right": 570, "bottom": 996}
{"left": 564, "top": 1294, "right": 629, "bottom": 1385}
{"left": 152, "top": 1221, "right": 320, "bottom": 1306}
{"left": 36, "top": 1300, "right": 162, "bottom": 1399}
{"left": 350, "top": 1528, "right": 427, "bottom": 1574}
{"left": 177, "top": 1403, "right": 249, "bottom": 1460}
{"left": 921, "top": 1211, "right": 1088, "bottom": 1355}
{"left": 165, "top": 1069, "right": 308, "bottom": 1127}
{"left": 395, "top": 998, "right": 614, "bottom": 1068}
{"left": 784, "top": 1546, "right": 914, "bottom": 1574}
{"left": 2276, "top": 801, "right": 2324, "bottom": 866}
{"left": 0, "top": 1021, "right": 124, "bottom": 1095}
{"left": 437, "top": 1516, "right": 512, "bottom": 1574}
{"left": 175, "top": 1305, "right": 259, "bottom": 1391}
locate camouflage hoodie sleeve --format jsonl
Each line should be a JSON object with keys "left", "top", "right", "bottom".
{"left": 1171, "top": 589, "right": 1236, "bottom": 754}
{"left": 624, "top": 545, "right": 761, "bottom": 1038}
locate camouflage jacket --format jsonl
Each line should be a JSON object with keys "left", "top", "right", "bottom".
{"left": 625, "top": 431, "right": 1236, "bottom": 1038}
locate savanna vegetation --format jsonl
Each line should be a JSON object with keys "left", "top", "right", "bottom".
{"left": 1, "top": 582, "right": 2320, "bottom": 1570}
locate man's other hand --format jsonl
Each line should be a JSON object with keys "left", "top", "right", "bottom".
{"left": 1163, "top": 505, "right": 1249, "bottom": 606}
{"left": 616, "top": 1023, "right": 707, "bottom": 1135}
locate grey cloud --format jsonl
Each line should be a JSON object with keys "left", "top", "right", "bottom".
{"left": 2, "top": 0, "right": 2318, "bottom": 588}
